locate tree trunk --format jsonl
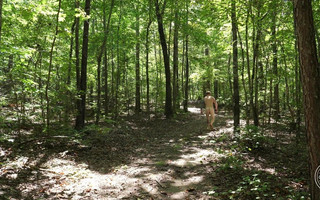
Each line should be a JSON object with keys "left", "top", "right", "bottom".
{"left": 272, "top": 8, "right": 280, "bottom": 121}
{"left": 238, "top": 29, "right": 249, "bottom": 125}
{"left": 153, "top": 32, "right": 159, "bottom": 112}
{"left": 96, "top": 0, "right": 114, "bottom": 124}
{"left": 45, "top": 0, "right": 62, "bottom": 127}
{"left": 214, "top": 80, "right": 218, "bottom": 99}
{"left": 293, "top": 0, "right": 320, "bottom": 198}
{"left": 115, "top": 2, "right": 122, "bottom": 119}
{"left": 135, "top": 3, "right": 141, "bottom": 113}
{"left": 251, "top": 2, "right": 262, "bottom": 126}
{"left": 245, "top": 0, "right": 253, "bottom": 123}
{"left": 146, "top": 0, "right": 152, "bottom": 114}
{"left": 155, "top": 0, "right": 173, "bottom": 118}
{"left": 75, "top": 0, "right": 91, "bottom": 130}
{"left": 65, "top": 19, "right": 76, "bottom": 122}
{"left": 183, "top": 3, "right": 189, "bottom": 113}
{"left": 173, "top": 2, "right": 179, "bottom": 113}
{"left": 231, "top": 0, "right": 240, "bottom": 131}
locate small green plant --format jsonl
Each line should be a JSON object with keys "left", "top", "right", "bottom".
{"left": 218, "top": 154, "right": 243, "bottom": 170}
{"left": 228, "top": 174, "right": 271, "bottom": 199}
{"left": 240, "top": 125, "right": 266, "bottom": 151}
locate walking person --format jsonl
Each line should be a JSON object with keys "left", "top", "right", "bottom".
{"left": 204, "top": 91, "right": 218, "bottom": 130}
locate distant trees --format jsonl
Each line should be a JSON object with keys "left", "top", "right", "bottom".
{"left": 0, "top": 0, "right": 316, "bottom": 136}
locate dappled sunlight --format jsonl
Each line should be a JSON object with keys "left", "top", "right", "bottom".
{"left": 171, "top": 147, "right": 224, "bottom": 167}
{"left": 0, "top": 110, "right": 309, "bottom": 199}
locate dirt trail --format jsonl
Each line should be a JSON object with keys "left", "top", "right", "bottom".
{"left": 0, "top": 108, "right": 309, "bottom": 199}
{"left": 71, "top": 108, "right": 230, "bottom": 199}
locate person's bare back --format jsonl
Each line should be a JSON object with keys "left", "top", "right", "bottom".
{"left": 203, "top": 91, "right": 218, "bottom": 130}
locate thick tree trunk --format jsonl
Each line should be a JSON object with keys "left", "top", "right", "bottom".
{"left": 75, "top": 0, "right": 91, "bottom": 130}
{"left": 231, "top": 0, "right": 240, "bottom": 131}
{"left": 45, "top": 0, "right": 61, "bottom": 127}
{"left": 293, "top": 0, "right": 320, "bottom": 198}
{"left": 135, "top": 3, "right": 141, "bottom": 113}
{"left": 155, "top": 0, "right": 173, "bottom": 118}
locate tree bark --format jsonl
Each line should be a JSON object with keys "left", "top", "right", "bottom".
{"left": 75, "top": 0, "right": 91, "bottom": 130}
{"left": 231, "top": 0, "right": 240, "bottom": 131}
{"left": 155, "top": 0, "right": 173, "bottom": 118}
{"left": 293, "top": 0, "right": 320, "bottom": 198}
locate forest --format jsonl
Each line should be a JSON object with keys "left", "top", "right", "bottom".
{"left": 1, "top": 0, "right": 320, "bottom": 199}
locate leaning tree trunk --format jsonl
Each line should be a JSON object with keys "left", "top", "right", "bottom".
{"left": 155, "top": 0, "right": 173, "bottom": 118}
{"left": 293, "top": 0, "right": 320, "bottom": 198}
{"left": 231, "top": 0, "right": 240, "bottom": 131}
{"left": 75, "top": 0, "right": 91, "bottom": 130}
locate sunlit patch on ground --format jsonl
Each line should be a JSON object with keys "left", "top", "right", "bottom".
{"left": 0, "top": 108, "right": 309, "bottom": 199}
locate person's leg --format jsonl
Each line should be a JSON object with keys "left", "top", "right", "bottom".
{"left": 205, "top": 107, "right": 210, "bottom": 128}
{"left": 209, "top": 107, "right": 215, "bottom": 130}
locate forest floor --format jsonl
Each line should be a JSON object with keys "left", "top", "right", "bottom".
{"left": 0, "top": 108, "right": 310, "bottom": 199}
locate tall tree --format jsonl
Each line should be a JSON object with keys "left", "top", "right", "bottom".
{"left": 45, "top": 0, "right": 62, "bottom": 127}
{"left": 231, "top": 0, "right": 240, "bottom": 131}
{"left": 154, "top": 0, "right": 173, "bottom": 118}
{"left": 96, "top": 0, "right": 114, "bottom": 124}
{"left": 75, "top": 0, "right": 91, "bottom": 130}
{"left": 75, "top": 0, "right": 80, "bottom": 90}
{"left": 183, "top": 0, "right": 189, "bottom": 113}
{"left": 145, "top": 0, "right": 152, "bottom": 114}
{"left": 135, "top": 2, "right": 141, "bottom": 113}
{"left": 172, "top": 1, "right": 179, "bottom": 112}
{"left": 293, "top": 0, "right": 320, "bottom": 198}
{"left": 271, "top": 0, "right": 280, "bottom": 121}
